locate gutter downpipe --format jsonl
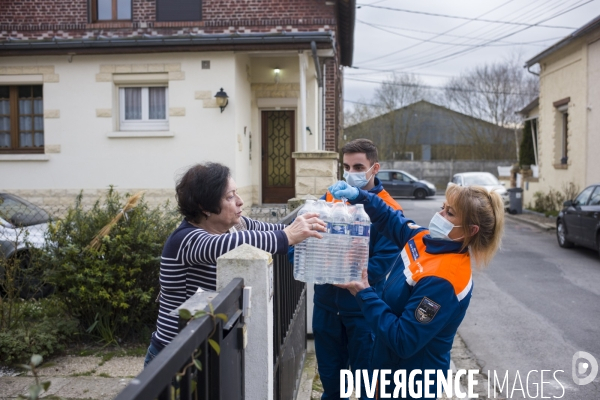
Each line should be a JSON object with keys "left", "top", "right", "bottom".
{"left": 526, "top": 64, "right": 540, "bottom": 76}
{"left": 311, "top": 41, "right": 324, "bottom": 150}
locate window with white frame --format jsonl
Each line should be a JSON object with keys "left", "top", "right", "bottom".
{"left": 553, "top": 97, "right": 569, "bottom": 166}
{"left": 119, "top": 86, "right": 168, "bottom": 131}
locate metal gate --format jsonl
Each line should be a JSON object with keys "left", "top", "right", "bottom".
{"left": 273, "top": 208, "right": 307, "bottom": 400}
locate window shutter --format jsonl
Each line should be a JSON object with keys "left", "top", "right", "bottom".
{"left": 156, "top": 0, "right": 201, "bottom": 22}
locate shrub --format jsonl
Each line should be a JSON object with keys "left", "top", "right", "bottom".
{"left": 529, "top": 182, "right": 580, "bottom": 217}
{"left": 0, "top": 298, "right": 78, "bottom": 365}
{"left": 43, "top": 188, "right": 180, "bottom": 344}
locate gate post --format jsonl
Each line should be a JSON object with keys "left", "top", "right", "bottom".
{"left": 291, "top": 150, "right": 339, "bottom": 200}
{"left": 217, "top": 244, "right": 274, "bottom": 400}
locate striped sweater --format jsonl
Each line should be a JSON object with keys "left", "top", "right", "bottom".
{"left": 151, "top": 217, "right": 288, "bottom": 349}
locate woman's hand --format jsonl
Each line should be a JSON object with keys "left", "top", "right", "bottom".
{"left": 335, "top": 268, "right": 370, "bottom": 296}
{"left": 284, "top": 212, "right": 327, "bottom": 246}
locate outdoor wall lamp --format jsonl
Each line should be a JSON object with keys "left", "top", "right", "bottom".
{"left": 274, "top": 68, "right": 281, "bottom": 83}
{"left": 215, "top": 88, "right": 229, "bottom": 113}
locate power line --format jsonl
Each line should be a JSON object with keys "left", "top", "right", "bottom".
{"left": 357, "top": 0, "right": 517, "bottom": 65}
{"left": 369, "top": 0, "right": 568, "bottom": 69}
{"left": 394, "top": 0, "right": 593, "bottom": 70}
{"left": 357, "top": 19, "right": 563, "bottom": 47}
{"left": 356, "top": 3, "right": 578, "bottom": 29}
{"left": 347, "top": 66, "right": 454, "bottom": 78}
{"left": 345, "top": 77, "right": 538, "bottom": 96}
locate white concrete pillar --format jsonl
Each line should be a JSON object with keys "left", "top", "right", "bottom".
{"left": 299, "top": 52, "right": 308, "bottom": 152}
{"left": 217, "top": 244, "right": 274, "bottom": 400}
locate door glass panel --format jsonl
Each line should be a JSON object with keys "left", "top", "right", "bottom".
{"left": 267, "top": 112, "right": 292, "bottom": 186}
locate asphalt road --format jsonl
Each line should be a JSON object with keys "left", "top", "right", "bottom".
{"left": 394, "top": 195, "right": 600, "bottom": 400}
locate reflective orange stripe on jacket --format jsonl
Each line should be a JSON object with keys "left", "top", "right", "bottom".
{"left": 325, "top": 189, "right": 403, "bottom": 211}
{"left": 400, "top": 231, "right": 472, "bottom": 300}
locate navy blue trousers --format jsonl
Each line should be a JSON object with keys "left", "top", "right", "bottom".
{"left": 313, "top": 304, "right": 374, "bottom": 400}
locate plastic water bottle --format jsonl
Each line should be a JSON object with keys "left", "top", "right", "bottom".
{"left": 315, "top": 199, "right": 332, "bottom": 233}
{"left": 348, "top": 204, "right": 371, "bottom": 281}
{"left": 329, "top": 202, "right": 351, "bottom": 235}
{"left": 293, "top": 200, "right": 315, "bottom": 282}
{"left": 294, "top": 200, "right": 370, "bottom": 285}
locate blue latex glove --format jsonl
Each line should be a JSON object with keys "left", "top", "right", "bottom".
{"left": 328, "top": 180, "right": 359, "bottom": 200}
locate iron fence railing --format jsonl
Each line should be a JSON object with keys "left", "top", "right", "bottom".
{"left": 114, "top": 278, "right": 245, "bottom": 400}
{"left": 273, "top": 206, "right": 307, "bottom": 400}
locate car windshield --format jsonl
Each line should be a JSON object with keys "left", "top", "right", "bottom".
{"left": 463, "top": 174, "right": 499, "bottom": 186}
{"left": 0, "top": 194, "right": 50, "bottom": 227}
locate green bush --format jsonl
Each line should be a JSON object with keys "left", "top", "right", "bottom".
{"left": 529, "top": 183, "right": 580, "bottom": 217}
{"left": 0, "top": 298, "right": 78, "bottom": 365}
{"left": 44, "top": 188, "right": 180, "bottom": 344}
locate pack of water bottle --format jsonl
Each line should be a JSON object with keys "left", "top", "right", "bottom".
{"left": 293, "top": 199, "right": 370, "bottom": 284}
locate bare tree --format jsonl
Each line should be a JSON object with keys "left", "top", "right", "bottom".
{"left": 372, "top": 73, "right": 430, "bottom": 159}
{"left": 442, "top": 57, "right": 538, "bottom": 159}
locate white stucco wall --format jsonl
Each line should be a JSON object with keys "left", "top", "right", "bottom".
{"left": 524, "top": 40, "right": 588, "bottom": 206}
{"left": 1, "top": 50, "right": 327, "bottom": 206}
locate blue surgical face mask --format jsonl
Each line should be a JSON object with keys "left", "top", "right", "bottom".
{"left": 343, "top": 164, "right": 375, "bottom": 189}
{"left": 428, "top": 212, "right": 462, "bottom": 240}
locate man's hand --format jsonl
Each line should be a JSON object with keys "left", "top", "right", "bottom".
{"left": 328, "top": 181, "right": 359, "bottom": 201}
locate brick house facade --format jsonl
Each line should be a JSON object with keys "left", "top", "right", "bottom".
{"left": 0, "top": 0, "right": 354, "bottom": 205}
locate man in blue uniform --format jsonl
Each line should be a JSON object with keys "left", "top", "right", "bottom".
{"left": 314, "top": 139, "right": 403, "bottom": 399}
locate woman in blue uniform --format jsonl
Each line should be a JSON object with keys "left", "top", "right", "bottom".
{"left": 329, "top": 181, "right": 504, "bottom": 399}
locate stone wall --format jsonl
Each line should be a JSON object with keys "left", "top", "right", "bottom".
{"left": 379, "top": 159, "right": 516, "bottom": 190}
{"left": 7, "top": 184, "right": 259, "bottom": 217}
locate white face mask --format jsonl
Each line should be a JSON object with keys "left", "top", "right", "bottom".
{"left": 343, "top": 164, "right": 375, "bottom": 189}
{"left": 428, "top": 212, "right": 462, "bottom": 240}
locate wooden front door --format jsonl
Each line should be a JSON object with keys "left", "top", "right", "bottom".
{"left": 261, "top": 110, "right": 295, "bottom": 203}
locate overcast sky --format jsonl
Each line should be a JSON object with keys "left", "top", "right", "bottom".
{"left": 344, "top": 0, "right": 600, "bottom": 111}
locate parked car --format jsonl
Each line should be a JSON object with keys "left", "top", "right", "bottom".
{"left": 448, "top": 172, "right": 509, "bottom": 209}
{"left": 556, "top": 184, "right": 600, "bottom": 256}
{"left": 376, "top": 170, "right": 436, "bottom": 199}
{"left": 0, "top": 192, "right": 51, "bottom": 298}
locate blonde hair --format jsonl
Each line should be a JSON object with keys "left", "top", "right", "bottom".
{"left": 446, "top": 184, "right": 505, "bottom": 267}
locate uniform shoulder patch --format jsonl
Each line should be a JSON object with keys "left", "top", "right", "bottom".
{"left": 407, "top": 223, "right": 422, "bottom": 229}
{"left": 415, "top": 297, "right": 441, "bottom": 324}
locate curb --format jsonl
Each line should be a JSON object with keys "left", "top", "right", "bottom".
{"left": 505, "top": 213, "right": 555, "bottom": 231}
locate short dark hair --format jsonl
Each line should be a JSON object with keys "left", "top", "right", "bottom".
{"left": 341, "top": 138, "right": 378, "bottom": 165}
{"left": 175, "top": 162, "right": 230, "bottom": 222}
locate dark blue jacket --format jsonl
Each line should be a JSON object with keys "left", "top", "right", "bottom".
{"left": 352, "top": 190, "right": 473, "bottom": 397}
{"left": 314, "top": 178, "right": 404, "bottom": 316}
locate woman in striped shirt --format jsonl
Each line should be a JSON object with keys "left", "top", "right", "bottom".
{"left": 145, "top": 162, "right": 326, "bottom": 366}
